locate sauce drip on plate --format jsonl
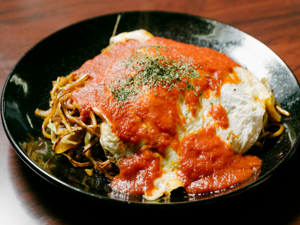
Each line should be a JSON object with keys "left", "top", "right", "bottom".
{"left": 110, "top": 149, "right": 162, "bottom": 196}
{"left": 178, "top": 125, "right": 261, "bottom": 193}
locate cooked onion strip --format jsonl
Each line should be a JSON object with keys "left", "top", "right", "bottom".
{"left": 59, "top": 99, "right": 101, "bottom": 137}
{"left": 82, "top": 149, "right": 116, "bottom": 180}
{"left": 95, "top": 159, "right": 116, "bottom": 180}
{"left": 58, "top": 106, "right": 72, "bottom": 133}
{"left": 276, "top": 105, "right": 290, "bottom": 117}
{"left": 53, "top": 129, "right": 85, "bottom": 153}
{"left": 90, "top": 111, "right": 97, "bottom": 129}
{"left": 51, "top": 74, "right": 74, "bottom": 99}
{"left": 42, "top": 98, "right": 59, "bottom": 139}
{"left": 63, "top": 151, "right": 92, "bottom": 167}
{"left": 84, "top": 149, "right": 97, "bottom": 165}
{"left": 57, "top": 74, "right": 89, "bottom": 99}
{"left": 35, "top": 108, "right": 52, "bottom": 118}
{"left": 79, "top": 137, "right": 100, "bottom": 156}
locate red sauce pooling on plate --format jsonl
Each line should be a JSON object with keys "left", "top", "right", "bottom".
{"left": 70, "top": 36, "right": 260, "bottom": 196}
{"left": 178, "top": 125, "right": 261, "bottom": 193}
{"left": 110, "top": 149, "right": 162, "bottom": 196}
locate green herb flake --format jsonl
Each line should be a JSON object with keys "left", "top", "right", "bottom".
{"left": 187, "top": 83, "right": 194, "bottom": 90}
{"left": 108, "top": 45, "right": 200, "bottom": 103}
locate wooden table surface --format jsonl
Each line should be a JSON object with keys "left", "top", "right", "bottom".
{"left": 1, "top": 0, "right": 300, "bottom": 224}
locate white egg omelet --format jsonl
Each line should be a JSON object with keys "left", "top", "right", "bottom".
{"left": 72, "top": 30, "right": 281, "bottom": 200}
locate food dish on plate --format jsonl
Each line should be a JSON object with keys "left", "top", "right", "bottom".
{"left": 2, "top": 12, "right": 299, "bottom": 205}
{"left": 35, "top": 29, "right": 288, "bottom": 200}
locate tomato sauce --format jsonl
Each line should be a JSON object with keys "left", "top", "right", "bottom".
{"left": 70, "top": 36, "right": 261, "bottom": 196}
{"left": 178, "top": 125, "right": 261, "bottom": 193}
{"left": 208, "top": 103, "right": 229, "bottom": 129}
{"left": 110, "top": 149, "right": 162, "bottom": 196}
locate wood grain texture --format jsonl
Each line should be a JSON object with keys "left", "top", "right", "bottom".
{"left": 1, "top": 0, "right": 300, "bottom": 224}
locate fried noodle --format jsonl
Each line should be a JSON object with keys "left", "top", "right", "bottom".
{"left": 35, "top": 72, "right": 118, "bottom": 179}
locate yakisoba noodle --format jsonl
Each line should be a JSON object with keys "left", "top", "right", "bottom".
{"left": 35, "top": 29, "right": 289, "bottom": 200}
{"left": 36, "top": 72, "right": 117, "bottom": 179}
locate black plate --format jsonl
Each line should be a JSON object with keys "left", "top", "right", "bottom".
{"left": 2, "top": 11, "right": 300, "bottom": 206}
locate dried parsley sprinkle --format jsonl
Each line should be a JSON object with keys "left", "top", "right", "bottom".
{"left": 109, "top": 44, "right": 200, "bottom": 104}
{"left": 186, "top": 83, "right": 194, "bottom": 90}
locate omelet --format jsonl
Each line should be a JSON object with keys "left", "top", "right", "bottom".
{"left": 72, "top": 30, "right": 280, "bottom": 200}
